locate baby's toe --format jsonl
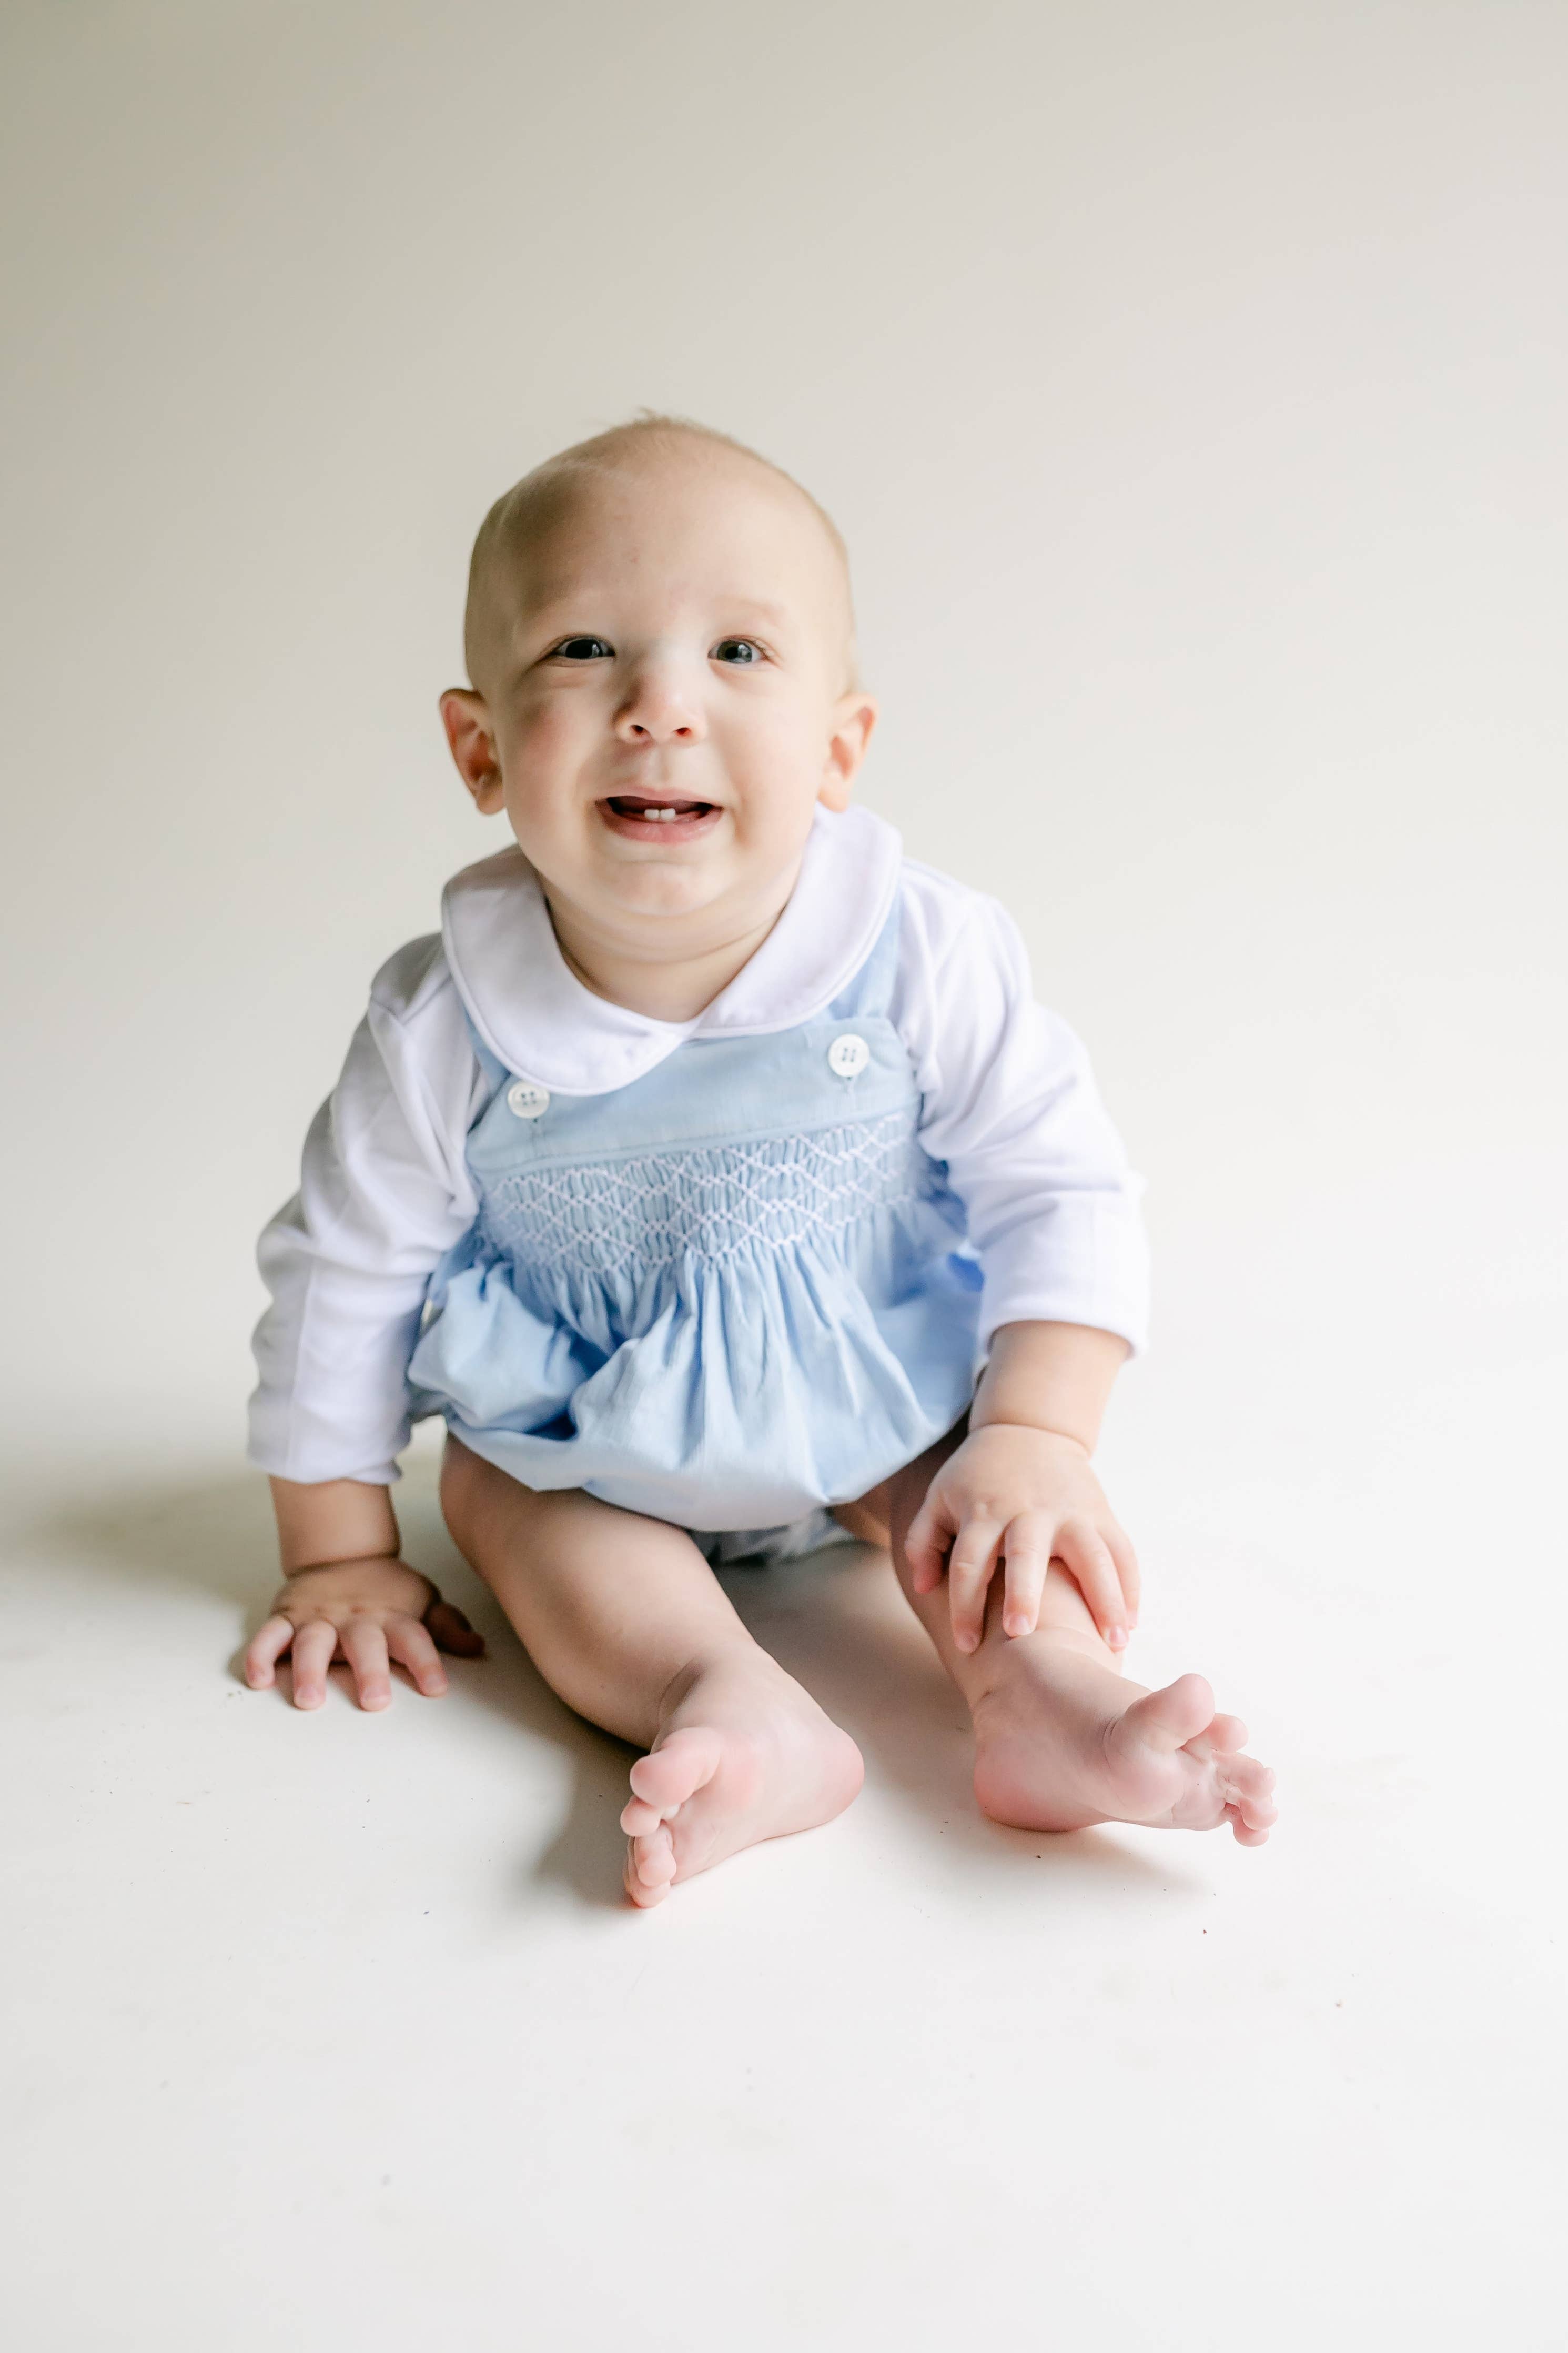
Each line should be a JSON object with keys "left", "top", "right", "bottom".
{"left": 625, "top": 1861, "right": 671, "bottom": 1907}
{"left": 1119, "top": 1673, "right": 1217, "bottom": 1755}
{"left": 620, "top": 1795, "right": 665, "bottom": 1836}
{"left": 1228, "top": 1806, "right": 1272, "bottom": 1846}
{"left": 1205, "top": 1713, "right": 1249, "bottom": 1754}
{"left": 629, "top": 1726, "right": 724, "bottom": 1815}
{"left": 625, "top": 1827, "right": 678, "bottom": 1907}
{"left": 634, "top": 1829, "right": 677, "bottom": 1885}
{"left": 1226, "top": 1759, "right": 1277, "bottom": 1834}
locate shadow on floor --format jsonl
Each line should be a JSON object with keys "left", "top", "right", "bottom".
{"left": 29, "top": 1450, "right": 633, "bottom": 1905}
{"left": 31, "top": 1450, "right": 1177, "bottom": 1910}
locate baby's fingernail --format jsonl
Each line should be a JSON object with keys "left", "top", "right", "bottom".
{"left": 1108, "top": 1626, "right": 1127, "bottom": 1650}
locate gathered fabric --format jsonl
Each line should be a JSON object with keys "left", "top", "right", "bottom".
{"left": 406, "top": 908, "right": 981, "bottom": 1532}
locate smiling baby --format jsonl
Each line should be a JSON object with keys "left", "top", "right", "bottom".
{"left": 246, "top": 415, "right": 1276, "bottom": 1902}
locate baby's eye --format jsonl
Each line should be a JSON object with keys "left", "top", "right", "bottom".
{"left": 550, "top": 636, "right": 613, "bottom": 661}
{"left": 711, "top": 638, "right": 764, "bottom": 666}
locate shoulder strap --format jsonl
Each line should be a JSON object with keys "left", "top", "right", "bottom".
{"left": 825, "top": 891, "right": 903, "bottom": 1021}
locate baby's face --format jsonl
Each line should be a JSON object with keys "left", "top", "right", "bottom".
{"left": 442, "top": 453, "right": 875, "bottom": 946}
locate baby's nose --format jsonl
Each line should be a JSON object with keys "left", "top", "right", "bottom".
{"left": 615, "top": 661, "right": 706, "bottom": 744}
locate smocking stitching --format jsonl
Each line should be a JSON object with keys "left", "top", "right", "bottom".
{"left": 479, "top": 1104, "right": 929, "bottom": 1277}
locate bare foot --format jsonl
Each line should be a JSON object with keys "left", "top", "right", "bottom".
{"left": 972, "top": 1635, "right": 1277, "bottom": 1845}
{"left": 619, "top": 1657, "right": 864, "bottom": 1907}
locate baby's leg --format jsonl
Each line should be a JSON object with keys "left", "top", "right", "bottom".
{"left": 440, "top": 1437, "right": 864, "bottom": 1904}
{"left": 859, "top": 1435, "right": 1276, "bottom": 1843}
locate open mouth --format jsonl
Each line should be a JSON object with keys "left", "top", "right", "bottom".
{"left": 598, "top": 793, "right": 722, "bottom": 842}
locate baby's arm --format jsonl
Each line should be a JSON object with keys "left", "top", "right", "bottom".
{"left": 244, "top": 1476, "right": 484, "bottom": 1710}
{"left": 246, "top": 942, "right": 493, "bottom": 1708}
{"left": 904, "top": 1320, "right": 1138, "bottom": 1654}
{"left": 889, "top": 875, "right": 1149, "bottom": 1657}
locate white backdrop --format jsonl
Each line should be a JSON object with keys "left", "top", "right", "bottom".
{"left": 3, "top": 0, "right": 1562, "bottom": 1471}
{"left": 2, "top": 6, "right": 1564, "bottom": 2349}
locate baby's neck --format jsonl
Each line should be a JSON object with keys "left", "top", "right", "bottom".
{"left": 543, "top": 870, "right": 801, "bottom": 1023}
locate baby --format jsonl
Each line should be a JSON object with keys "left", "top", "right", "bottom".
{"left": 245, "top": 415, "right": 1277, "bottom": 1904}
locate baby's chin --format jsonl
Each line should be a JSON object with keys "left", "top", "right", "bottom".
{"left": 590, "top": 860, "right": 736, "bottom": 923}
{"left": 534, "top": 827, "right": 753, "bottom": 930}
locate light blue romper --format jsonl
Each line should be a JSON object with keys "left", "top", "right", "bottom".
{"left": 404, "top": 908, "right": 981, "bottom": 1562}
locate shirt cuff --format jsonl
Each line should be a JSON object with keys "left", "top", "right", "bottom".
{"left": 976, "top": 1193, "right": 1150, "bottom": 1359}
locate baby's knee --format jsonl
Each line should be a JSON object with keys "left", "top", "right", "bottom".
{"left": 885, "top": 1417, "right": 970, "bottom": 1544}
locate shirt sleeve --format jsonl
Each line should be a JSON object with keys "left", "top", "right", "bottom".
{"left": 889, "top": 868, "right": 1150, "bottom": 1356}
{"left": 246, "top": 937, "right": 487, "bottom": 1486}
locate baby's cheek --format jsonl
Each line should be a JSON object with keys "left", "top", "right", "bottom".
{"left": 725, "top": 732, "right": 835, "bottom": 836}
{"left": 505, "top": 701, "right": 583, "bottom": 772}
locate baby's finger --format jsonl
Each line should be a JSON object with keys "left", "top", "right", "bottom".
{"left": 244, "top": 1614, "right": 296, "bottom": 1689}
{"left": 287, "top": 1618, "right": 339, "bottom": 1710}
{"left": 339, "top": 1619, "right": 392, "bottom": 1711}
{"left": 387, "top": 1615, "right": 449, "bottom": 1697}
{"left": 903, "top": 1486, "right": 957, "bottom": 1596}
{"left": 999, "top": 1512, "right": 1054, "bottom": 1638}
{"left": 424, "top": 1598, "right": 486, "bottom": 1658}
{"left": 1105, "top": 1521, "right": 1141, "bottom": 1623}
{"left": 1055, "top": 1519, "right": 1128, "bottom": 1650}
{"left": 947, "top": 1517, "right": 1003, "bottom": 1653}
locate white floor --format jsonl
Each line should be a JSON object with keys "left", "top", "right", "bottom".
{"left": 6, "top": 1324, "right": 1563, "bottom": 2350}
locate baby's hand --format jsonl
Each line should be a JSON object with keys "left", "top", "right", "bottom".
{"left": 243, "top": 1558, "right": 485, "bottom": 1711}
{"left": 904, "top": 1423, "right": 1139, "bottom": 1655}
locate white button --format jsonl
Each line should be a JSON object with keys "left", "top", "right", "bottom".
{"left": 507, "top": 1081, "right": 551, "bottom": 1120}
{"left": 827, "top": 1032, "right": 871, "bottom": 1079}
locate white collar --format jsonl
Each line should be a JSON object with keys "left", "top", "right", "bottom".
{"left": 440, "top": 802, "right": 903, "bottom": 1094}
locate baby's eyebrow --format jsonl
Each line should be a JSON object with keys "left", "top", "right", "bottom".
{"left": 512, "top": 591, "right": 800, "bottom": 639}
{"left": 714, "top": 597, "right": 791, "bottom": 627}
{"left": 510, "top": 588, "right": 602, "bottom": 630}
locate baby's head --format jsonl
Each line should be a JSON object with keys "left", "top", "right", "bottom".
{"left": 440, "top": 417, "right": 877, "bottom": 949}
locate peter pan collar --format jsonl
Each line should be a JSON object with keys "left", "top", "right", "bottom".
{"left": 440, "top": 802, "right": 903, "bottom": 1094}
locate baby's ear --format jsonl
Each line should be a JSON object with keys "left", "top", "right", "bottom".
{"left": 820, "top": 690, "right": 878, "bottom": 810}
{"left": 440, "top": 689, "right": 505, "bottom": 815}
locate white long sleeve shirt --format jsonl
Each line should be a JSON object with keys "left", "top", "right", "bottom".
{"left": 248, "top": 806, "right": 1147, "bottom": 1486}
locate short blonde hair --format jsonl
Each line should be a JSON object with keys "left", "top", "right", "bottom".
{"left": 463, "top": 411, "right": 858, "bottom": 692}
